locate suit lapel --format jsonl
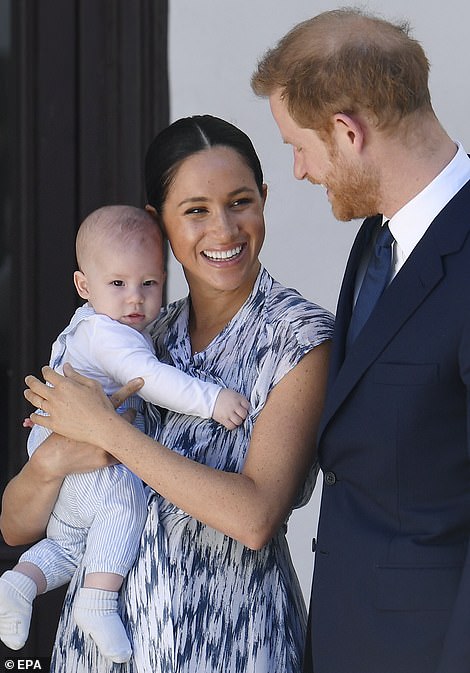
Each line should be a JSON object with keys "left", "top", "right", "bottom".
{"left": 319, "top": 182, "right": 470, "bottom": 442}
{"left": 326, "top": 216, "right": 380, "bottom": 383}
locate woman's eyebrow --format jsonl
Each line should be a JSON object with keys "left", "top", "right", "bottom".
{"left": 177, "top": 196, "right": 209, "bottom": 208}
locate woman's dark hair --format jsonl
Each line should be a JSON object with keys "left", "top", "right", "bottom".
{"left": 145, "top": 115, "right": 264, "bottom": 213}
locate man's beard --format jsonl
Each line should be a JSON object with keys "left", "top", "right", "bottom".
{"left": 323, "top": 150, "right": 382, "bottom": 222}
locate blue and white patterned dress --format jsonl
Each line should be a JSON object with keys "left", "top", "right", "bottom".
{"left": 51, "top": 267, "right": 334, "bottom": 673}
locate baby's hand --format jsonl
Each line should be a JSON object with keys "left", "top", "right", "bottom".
{"left": 212, "top": 388, "right": 250, "bottom": 430}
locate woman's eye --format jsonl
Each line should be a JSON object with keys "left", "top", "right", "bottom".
{"left": 232, "top": 198, "right": 251, "bottom": 208}
{"left": 185, "top": 206, "right": 207, "bottom": 215}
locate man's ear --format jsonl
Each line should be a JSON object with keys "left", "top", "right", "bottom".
{"left": 332, "top": 112, "right": 366, "bottom": 153}
{"left": 73, "top": 270, "right": 90, "bottom": 300}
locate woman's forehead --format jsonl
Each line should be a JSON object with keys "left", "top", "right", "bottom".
{"left": 169, "top": 147, "right": 256, "bottom": 194}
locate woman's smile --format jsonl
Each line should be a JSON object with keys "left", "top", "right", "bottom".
{"left": 201, "top": 243, "right": 246, "bottom": 263}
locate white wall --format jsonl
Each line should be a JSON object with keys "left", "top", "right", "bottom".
{"left": 168, "top": 0, "right": 470, "bottom": 601}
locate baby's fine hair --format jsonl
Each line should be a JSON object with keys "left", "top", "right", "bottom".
{"left": 76, "top": 204, "right": 162, "bottom": 271}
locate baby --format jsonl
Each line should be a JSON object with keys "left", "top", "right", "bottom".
{"left": 0, "top": 205, "right": 249, "bottom": 662}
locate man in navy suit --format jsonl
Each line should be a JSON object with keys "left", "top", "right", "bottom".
{"left": 252, "top": 8, "right": 470, "bottom": 673}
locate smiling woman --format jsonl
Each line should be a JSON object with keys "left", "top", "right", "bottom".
{"left": 10, "top": 115, "right": 334, "bottom": 673}
{"left": 154, "top": 145, "right": 266, "bottom": 315}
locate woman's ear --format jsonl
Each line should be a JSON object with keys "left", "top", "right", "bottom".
{"left": 145, "top": 203, "right": 167, "bottom": 236}
{"left": 261, "top": 183, "right": 268, "bottom": 206}
{"left": 74, "top": 270, "right": 90, "bottom": 300}
{"left": 145, "top": 204, "right": 157, "bottom": 218}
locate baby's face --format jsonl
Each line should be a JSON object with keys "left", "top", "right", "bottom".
{"left": 80, "top": 238, "right": 165, "bottom": 332}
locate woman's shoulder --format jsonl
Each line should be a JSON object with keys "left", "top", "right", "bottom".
{"left": 160, "top": 296, "right": 187, "bottom": 319}
{"left": 250, "top": 269, "right": 334, "bottom": 353}
{"left": 149, "top": 296, "right": 188, "bottom": 344}
{"left": 263, "top": 270, "right": 334, "bottom": 331}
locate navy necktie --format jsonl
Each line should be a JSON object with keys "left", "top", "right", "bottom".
{"left": 347, "top": 221, "right": 394, "bottom": 348}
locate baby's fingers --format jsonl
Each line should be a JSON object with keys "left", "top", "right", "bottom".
{"left": 109, "top": 378, "right": 144, "bottom": 409}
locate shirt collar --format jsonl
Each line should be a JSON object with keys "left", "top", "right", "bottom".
{"left": 385, "top": 142, "right": 470, "bottom": 260}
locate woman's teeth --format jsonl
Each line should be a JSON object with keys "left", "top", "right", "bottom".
{"left": 203, "top": 245, "right": 242, "bottom": 260}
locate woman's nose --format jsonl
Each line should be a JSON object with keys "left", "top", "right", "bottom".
{"left": 211, "top": 209, "right": 238, "bottom": 237}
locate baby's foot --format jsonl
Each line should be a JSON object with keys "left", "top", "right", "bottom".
{"left": 0, "top": 571, "right": 37, "bottom": 650}
{"left": 74, "top": 588, "right": 132, "bottom": 663}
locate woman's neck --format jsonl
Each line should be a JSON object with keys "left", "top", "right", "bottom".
{"left": 187, "top": 268, "right": 259, "bottom": 354}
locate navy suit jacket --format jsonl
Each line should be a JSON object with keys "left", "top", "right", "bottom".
{"left": 304, "top": 179, "right": 470, "bottom": 673}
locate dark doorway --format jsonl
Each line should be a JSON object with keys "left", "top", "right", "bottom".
{"left": 1, "top": 0, "right": 169, "bottom": 658}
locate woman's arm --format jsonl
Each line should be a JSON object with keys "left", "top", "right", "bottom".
{"left": 0, "top": 434, "right": 65, "bottom": 545}
{"left": 24, "top": 344, "right": 330, "bottom": 549}
{"left": 1, "top": 378, "right": 143, "bottom": 546}
{"left": 0, "top": 434, "right": 118, "bottom": 546}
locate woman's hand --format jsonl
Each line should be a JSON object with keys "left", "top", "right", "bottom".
{"left": 1, "top": 367, "right": 144, "bottom": 546}
{"left": 24, "top": 363, "right": 144, "bottom": 446}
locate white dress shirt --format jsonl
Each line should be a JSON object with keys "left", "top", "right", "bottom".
{"left": 387, "top": 141, "right": 470, "bottom": 279}
{"left": 353, "top": 142, "right": 470, "bottom": 305}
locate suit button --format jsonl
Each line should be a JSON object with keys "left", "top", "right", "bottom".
{"left": 324, "top": 471, "right": 337, "bottom": 486}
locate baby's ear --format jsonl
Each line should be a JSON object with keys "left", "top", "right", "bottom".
{"left": 73, "top": 270, "right": 90, "bottom": 300}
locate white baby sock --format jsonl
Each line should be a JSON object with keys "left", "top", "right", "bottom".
{"left": 0, "top": 570, "right": 38, "bottom": 650}
{"left": 73, "top": 587, "right": 132, "bottom": 663}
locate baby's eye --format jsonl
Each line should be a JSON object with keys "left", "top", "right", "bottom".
{"left": 111, "top": 280, "right": 124, "bottom": 287}
{"left": 142, "top": 280, "right": 156, "bottom": 287}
